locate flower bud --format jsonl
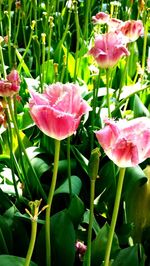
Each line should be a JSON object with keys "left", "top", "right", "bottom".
{"left": 88, "top": 148, "right": 101, "bottom": 181}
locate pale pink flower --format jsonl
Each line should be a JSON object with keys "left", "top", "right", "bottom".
{"left": 95, "top": 117, "right": 150, "bottom": 168}
{"left": 29, "top": 83, "right": 90, "bottom": 141}
{"left": 120, "top": 20, "right": 144, "bottom": 43}
{"left": 92, "top": 12, "right": 110, "bottom": 25}
{"left": 7, "top": 69, "right": 21, "bottom": 92}
{"left": 108, "top": 18, "right": 123, "bottom": 32}
{"left": 89, "top": 32, "right": 129, "bottom": 68}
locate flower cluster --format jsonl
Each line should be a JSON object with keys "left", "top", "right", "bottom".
{"left": 89, "top": 12, "right": 144, "bottom": 68}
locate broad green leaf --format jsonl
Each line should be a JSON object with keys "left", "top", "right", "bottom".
{"left": 112, "top": 244, "right": 145, "bottom": 266}
{"left": 67, "top": 195, "right": 85, "bottom": 228}
{"left": 123, "top": 166, "right": 147, "bottom": 200}
{"left": 17, "top": 110, "right": 35, "bottom": 130}
{"left": 71, "top": 146, "right": 88, "bottom": 174}
{"left": 42, "top": 59, "right": 55, "bottom": 84}
{"left": 0, "top": 189, "right": 12, "bottom": 213}
{"left": 63, "top": 46, "right": 75, "bottom": 78}
{"left": 83, "top": 223, "right": 120, "bottom": 266}
{"left": 55, "top": 175, "right": 82, "bottom": 196}
{"left": 0, "top": 255, "right": 37, "bottom": 266}
{"left": 83, "top": 210, "right": 100, "bottom": 235}
{"left": 51, "top": 210, "right": 76, "bottom": 266}
{"left": 0, "top": 215, "right": 13, "bottom": 254}
{"left": 133, "top": 94, "right": 149, "bottom": 118}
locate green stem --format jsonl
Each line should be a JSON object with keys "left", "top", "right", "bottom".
{"left": 0, "top": 43, "right": 6, "bottom": 78}
{"left": 67, "top": 137, "right": 72, "bottom": 199}
{"left": 54, "top": 10, "right": 71, "bottom": 63}
{"left": 142, "top": 20, "right": 148, "bottom": 74}
{"left": 106, "top": 68, "right": 111, "bottom": 118}
{"left": 104, "top": 167, "right": 126, "bottom": 266}
{"left": 86, "top": 179, "right": 96, "bottom": 266}
{"left": 73, "top": 3, "right": 80, "bottom": 81}
{"left": 5, "top": 107, "right": 19, "bottom": 200}
{"left": 17, "top": 27, "right": 34, "bottom": 73}
{"left": 25, "top": 219, "right": 37, "bottom": 266}
{"left": 41, "top": 33, "right": 46, "bottom": 92}
{"left": 83, "top": 0, "right": 91, "bottom": 41}
{"left": 8, "top": 0, "right": 12, "bottom": 67}
{"left": 45, "top": 139, "right": 61, "bottom": 266}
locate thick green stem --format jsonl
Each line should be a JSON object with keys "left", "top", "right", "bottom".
{"left": 67, "top": 137, "right": 72, "bottom": 199}
{"left": 73, "top": 3, "right": 80, "bottom": 81}
{"left": 45, "top": 139, "right": 61, "bottom": 266}
{"left": 5, "top": 107, "right": 19, "bottom": 200}
{"left": 104, "top": 167, "right": 126, "bottom": 266}
{"left": 86, "top": 179, "right": 96, "bottom": 266}
{"left": 142, "top": 21, "right": 148, "bottom": 74}
{"left": 25, "top": 219, "right": 37, "bottom": 266}
{"left": 0, "top": 43, "right": 6, "bottom": 78}
{"left": 54, "top": 10, "right": 71, "bottom": 63}
{"left": 106, "top": 68, "right": 111, "bottom": 118}
{"left": 83, "top": 0, "right": 91, "bottom": 41}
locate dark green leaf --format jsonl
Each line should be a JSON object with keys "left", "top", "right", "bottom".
{"left": 67, "top": 195, "right": 85, "bottom": 228}
{"left": 0, "top": 255, "right": 37, "bottom": 266}
{"left": 112, "top": 244, "right": 145, "bottom": 266}
{"left": 55, "top": 175, "right": 82, "bottom": 196}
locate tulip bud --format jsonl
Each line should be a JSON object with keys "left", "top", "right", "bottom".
{"left": 88, "top": 148, "right": 101, "bottom": 181}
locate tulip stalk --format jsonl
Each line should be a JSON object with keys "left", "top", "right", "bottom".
{"left": 106, "top": 68, "right": 111, "bottom": 118}
{"left": 86, "top": 179, "right": 96, "bottom": 266}
{"left": 67, "top": 137, "right": 72, "bottom": 199}
{"left": 45, "top": 139, "right": 61, "bottom": 266}
{"left": 104, "top": 167, "right": 126, "bottom": 266}
{"left": 85, "top": 148, "right": 100, "bottom": 266}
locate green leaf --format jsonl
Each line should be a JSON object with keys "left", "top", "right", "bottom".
{"left": 0, "top": 215, "right": 13, "bottom": 254}
{"left": 51, "top": 210, "right": 76, "bottom": 266}
{"left": 112, "top": 244, "right": 145, "bottom": 266}
{"left": 16, "top": 49, "right": 32, "bottom": 77}
{"left": 42, "top": 59, "right": 55, "bottom": 84}
{"left": 0, "top": 255, "right": 37, "bottom": 266}
{"left": 83, "top": 210, "right": 100, "bottom": 235}
{"left": 123, "top": 166, "right": 147, "bottom": 200}
{"left": 17, "top": 110, "right": 34, "bottom": 130}
{"left": 55, "top": 175, "right": 82, "bottom": 196}
{"left": 63, "top": 46, "right": 75, "bottom": 78}
{"left": 133, "top": 94, "right": 149, "bottom": 118}
{"left": 71, "top": 146, "right": 88, "bottom": 174}
{"left": 84, "top": 223, "right": 120, "bottom": 266}
{"left": 67, "top": 195, "right": 85, "bottom": 228}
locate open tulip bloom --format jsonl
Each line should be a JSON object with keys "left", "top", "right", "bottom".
{"left": 89, "top": 32, "right": 129, "bottom": 69}
{"left": 29, "top": 82, "right": 91, "bottom": 140}
{"left": 95, "top": 117, "right": 150, "bottom": 168}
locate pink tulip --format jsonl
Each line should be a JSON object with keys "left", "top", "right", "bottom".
{"left": 29, "top": 83, "right": 91, "bottom": 140}
{"left": 0, "top": 70, "right": 20, "bottom": 97}
{"left": 120, "top": 20, "right": 144, "bottom": 43}
{"left": 92, "top": 12, "right": 110, "bottom": 24}
{"left": 89, "top": 32, "right": 129, "bottom": 68}
{"left": 95, "top": 117, "right": 150, "bottom": 167}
